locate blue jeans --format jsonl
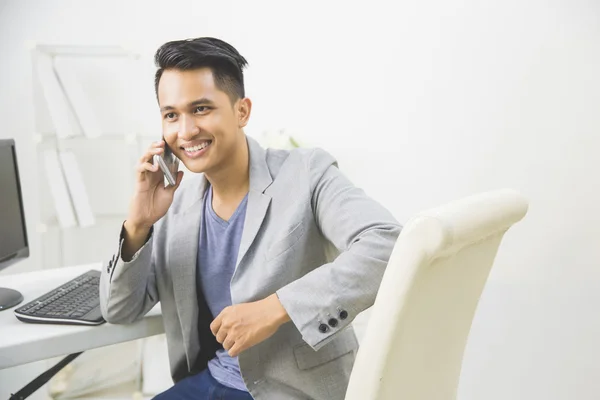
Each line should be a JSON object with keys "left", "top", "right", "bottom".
{"left": 153, "top": 369, "right": 254, "bottom": 400}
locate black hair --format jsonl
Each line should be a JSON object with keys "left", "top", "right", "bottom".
{"left": 154, "top": 37, "right": 248, "bottom": 103}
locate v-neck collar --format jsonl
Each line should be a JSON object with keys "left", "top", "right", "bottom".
{"left": 205, "top": 185, "right": 249, "bottom": 227}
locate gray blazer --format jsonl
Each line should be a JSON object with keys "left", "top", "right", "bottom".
{"left": 100, "top": 136, "right": 401, "bottom": 400}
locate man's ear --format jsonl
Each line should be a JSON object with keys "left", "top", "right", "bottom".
{"left": 237, "top": 97, "right": 252, "bottom": 128}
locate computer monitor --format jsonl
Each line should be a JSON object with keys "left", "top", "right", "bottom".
{"left": 0, "top": 139, "right": 29, "bottom": 310}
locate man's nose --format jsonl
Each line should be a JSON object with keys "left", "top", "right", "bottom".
{"left": 178, "top": 114, "right": 200, "bottom": 139}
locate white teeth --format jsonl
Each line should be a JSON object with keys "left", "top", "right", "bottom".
{"left": 184, "top": 142, "right": 210, "bottom": 152}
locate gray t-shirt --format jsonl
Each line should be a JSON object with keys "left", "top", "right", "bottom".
{"left": 196, "top": 185, "right": 249, "bottom": 391}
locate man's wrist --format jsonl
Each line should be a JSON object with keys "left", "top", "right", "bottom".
{"left": 267, "top": 293, "right": 291, "bottom": 327}
{"left": 124, "top": 219, "right": 151, "bottom": 237}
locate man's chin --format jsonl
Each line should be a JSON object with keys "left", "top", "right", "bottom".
{"left": 181, "top": 160, "right": 211, "bottom": 174}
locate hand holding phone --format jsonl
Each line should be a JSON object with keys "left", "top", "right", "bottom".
{"left": 126, "top": 140, "right": 182, "bottom": 230}
{"left": 153, "top": 142, "right": 180, "bottom": 186}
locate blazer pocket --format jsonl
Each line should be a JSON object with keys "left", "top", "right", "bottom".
{"left": 266, "top": 221, "right": 306, "bottom": 261}
{"left": 293, "top": 329, "right": 359, "bottom": 370}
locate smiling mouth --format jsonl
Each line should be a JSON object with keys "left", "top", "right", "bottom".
{"left": 182, "top": 140, "right": 212, "bottom": 153}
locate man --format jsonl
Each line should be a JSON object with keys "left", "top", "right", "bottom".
{"left": 99, "top": 37, "right": 401, "bottom": 400}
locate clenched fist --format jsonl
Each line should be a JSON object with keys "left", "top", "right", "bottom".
{"left": 210, "top": 294, "right": 291, "bottom": 357}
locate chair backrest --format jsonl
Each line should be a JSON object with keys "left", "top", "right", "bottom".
{"left": 345, "top": 189, "right": 528, "bottom": 400}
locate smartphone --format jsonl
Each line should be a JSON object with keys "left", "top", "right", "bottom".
{"left": 153, "top": 141, "right": 179, "bottom": 186}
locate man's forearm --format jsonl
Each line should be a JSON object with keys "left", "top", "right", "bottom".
{"left": 121, "top": 220, "right": 151, "bottom": 261}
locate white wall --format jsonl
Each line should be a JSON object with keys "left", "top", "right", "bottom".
{"left": 0, "top": 0, "right": 599, "bottom": 399}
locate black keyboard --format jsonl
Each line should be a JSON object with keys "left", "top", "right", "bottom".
{"left": 14, "top": 270, "right": 105, "bottom": 326}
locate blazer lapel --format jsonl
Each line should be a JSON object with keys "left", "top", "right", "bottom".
{"left": 170, "top": 175, "right": 208, "bottom": 371}
{"left": 235, "top": 136, "right": 274, "bottom": 271}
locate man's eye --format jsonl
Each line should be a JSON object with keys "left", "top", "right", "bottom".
{"left": 194, "top": 106, "right": 209, "bottom": 113}
{"left": 165, "top": 112, "right": 176, "bottom": 120}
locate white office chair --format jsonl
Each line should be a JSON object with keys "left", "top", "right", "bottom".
{"left": 345, "top": 189, "right": 528, "bottom": 400}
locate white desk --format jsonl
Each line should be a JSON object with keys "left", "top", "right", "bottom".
{"left": 0, "top": 263, "right": 164, "bottom": 370}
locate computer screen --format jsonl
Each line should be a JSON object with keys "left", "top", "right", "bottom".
{"left": 0, "top": 139, "right": 29, "bottom": 271}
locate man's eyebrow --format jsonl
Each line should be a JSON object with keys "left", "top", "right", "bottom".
{"left": 159, "top": 105, "right": 175, "bottom": 112}
{"left": 189, "top": 98, "right": 216, "bottom": 107}
{"left": 160, "top": 98, "right": 215, "bottom": 113}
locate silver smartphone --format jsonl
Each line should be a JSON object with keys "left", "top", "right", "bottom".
{"left": 153, "top": 141, "right": 179, "bottom": 186}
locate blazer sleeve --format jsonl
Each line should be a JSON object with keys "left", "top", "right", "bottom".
{"left": 276, "top": 148, "right": 402, "bottom": 350}
{"left": 99, "top": 223, "right": 160, "bottom": 324}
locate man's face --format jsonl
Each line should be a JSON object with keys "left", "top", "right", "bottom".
{"left": 157, "top": 68, "right": 248, "bottom": 174}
